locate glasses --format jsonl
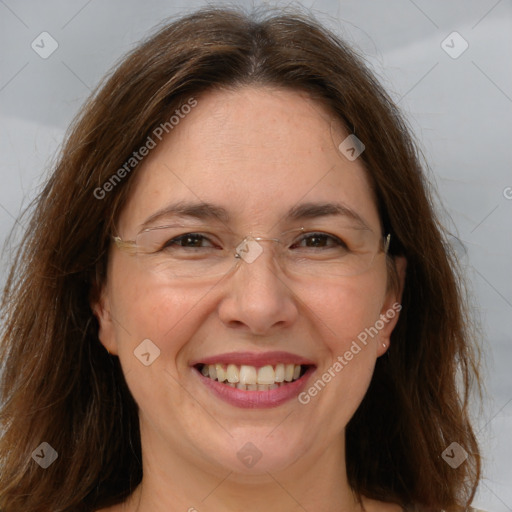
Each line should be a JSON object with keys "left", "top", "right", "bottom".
{"left": 112, "top": 223, "right": 391, "bottom": 281}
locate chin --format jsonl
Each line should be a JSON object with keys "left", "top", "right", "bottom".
{"left": 199, "top": 424, "right": 313, "bottom": 476}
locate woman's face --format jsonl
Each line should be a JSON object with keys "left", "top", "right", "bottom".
{"left": 94, "top": 86, "right": 404, "bottom": 478}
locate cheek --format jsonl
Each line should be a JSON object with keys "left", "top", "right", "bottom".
{"left": 107, "top": 257, "right": 212, "bottom": 366}
{"left": 107, "top": 271, "right": 213, "bottom": 421}
{"left": 295, "top": 279, "right": 385, "bottom": 441}
{"left": 302, "top": 270, "right": 387, "bottom": 351}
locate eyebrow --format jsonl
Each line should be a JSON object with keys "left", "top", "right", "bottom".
{"left": 287, "top": 202, "right": 370, "bottom": 229}
{"left": 139, "top": 201, "right": 230, "bottom": 230}
{"left": 139, "top": 200, "right": 370, "bottom": 231}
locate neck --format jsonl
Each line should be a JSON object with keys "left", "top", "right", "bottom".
{"left": 125, "top": 425, "right": 363, "bottom": 512}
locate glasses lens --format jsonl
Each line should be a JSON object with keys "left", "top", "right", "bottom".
{"left": 127, "top": 224, "right": 386, "bottom": 280}
{"left": 273, "top": 227, "right": 382, "bottom": 277}
{"left": 134, "top": 225, "right": 236, "bottom": 279}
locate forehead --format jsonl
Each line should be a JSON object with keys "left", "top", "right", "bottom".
{"left": 117, "top": 86, "right": 381, "bottom": 234}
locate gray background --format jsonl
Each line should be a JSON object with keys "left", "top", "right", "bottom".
{"left": 1, "top": 0, "right": 511, "bottom": 509}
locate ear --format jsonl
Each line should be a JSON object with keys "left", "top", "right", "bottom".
{"left": 377, "top": 255, "right": 407, "bottom": 357}
{"left": 91, "top": 284, "right": 118, "bottom": 355}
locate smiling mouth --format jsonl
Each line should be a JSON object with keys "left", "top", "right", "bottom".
{"left": 195, "top": 363, "right": 309, "bottom": 391}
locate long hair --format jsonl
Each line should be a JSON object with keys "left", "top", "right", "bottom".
{"left": 0, "top": 6, "right": 481, "bottom": 511}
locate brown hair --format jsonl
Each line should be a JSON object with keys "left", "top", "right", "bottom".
{"left": 0, "top": 6, "right": 482, "bottom": 511}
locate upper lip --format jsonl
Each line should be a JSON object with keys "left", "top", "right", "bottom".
{"left": 191, "top": 351, "right": 316, "bottom": 367}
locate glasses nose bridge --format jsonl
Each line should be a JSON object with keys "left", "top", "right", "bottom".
{"left": 256, "top": 235, "right": 285, "bottom": 260}
{"left": 234, "top": 233, "right": 290, "bottom": 267}
{"left": 251, "top": 236, "right": 282, "bottom": 250}
{"left": 252, "top": 235, "right": 281, "bottom": 244}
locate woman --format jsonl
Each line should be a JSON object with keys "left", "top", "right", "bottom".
{"left": 0, "top": 6, "right": 483, "bottom": 512}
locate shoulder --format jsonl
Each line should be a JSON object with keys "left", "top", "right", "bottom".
{"left": 361, "top": 496, "right": 404, "bottom": 512}
{"left": 376, "top": 501, "right": 490, "bottom": 512}
{"left": 446, "top": 507, "right": 490, "bottom": 512}
{"left": 428, "top": 507, "right": 490, "bottom": 512}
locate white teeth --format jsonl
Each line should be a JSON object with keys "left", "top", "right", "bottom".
{"left": 274, "top": 363, "right": 285, "bottom": 382}
{"left": 226, "top": 364, "right": 239, "bottom": 383}
{"left": 239, "top": 365, "right": 257, "bottom": 385}
{"left": 284, "top": 364, "right": 295, "bottom": 382}
{"left": 200, "top": 362, "right": 306, "bottom": 389}
{"left": 215, "top": 364, "right": 226, "bottom": 382}
{"left": 257, "top": 365, "right": 275, "bottom": 385}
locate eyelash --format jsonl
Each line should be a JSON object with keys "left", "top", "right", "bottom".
{"left": 164, "top": 233, "right": 216, "bottom": 249}
{"left": 162, "top": 232, "right": 348, "bottom": 250}
{"left": 292, "top": 233, "right": 348, "bottom": 250}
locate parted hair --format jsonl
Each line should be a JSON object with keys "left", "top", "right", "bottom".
{"left": 0, "top": 5, "right": 481, "bottom": 512}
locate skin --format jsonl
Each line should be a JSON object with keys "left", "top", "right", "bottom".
{"left": 93, "top": 86, "right": 407, "bottom": 512}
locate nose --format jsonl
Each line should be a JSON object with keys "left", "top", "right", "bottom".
{"left": 217, "top": 240, "right": 299, "bottom": 336}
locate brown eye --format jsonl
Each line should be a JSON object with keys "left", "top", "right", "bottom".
{"left": 292, "top": 233, "right": 348, "bottom": 250}
{"left": 303, "top": 234, "right": 329, "bottom": 248}
{"left": 163, "top": 233, "right": 215, "bottom": 249}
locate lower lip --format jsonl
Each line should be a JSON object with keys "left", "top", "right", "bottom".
{"left": 194, "top": 367, "right": 315, "bottom": 409}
